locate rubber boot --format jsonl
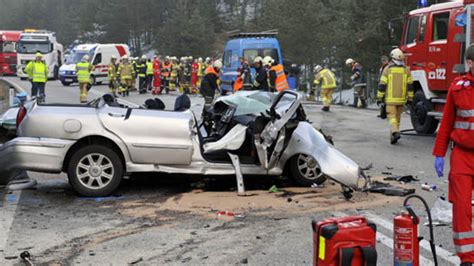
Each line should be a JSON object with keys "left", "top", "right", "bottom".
{"left": 352, "top": 96, "right": 358, "bottom": 107}
{"left": 391, "top": 132, "right": 401, "bottom": 144}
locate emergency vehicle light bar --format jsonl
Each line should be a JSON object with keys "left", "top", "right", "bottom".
{"left": 228, "top": 30, "right": 279, "bottom": 39}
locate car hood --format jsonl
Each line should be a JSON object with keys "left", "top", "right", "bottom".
{"left": 59, "top": 64, "right": 76, "bottom": 72}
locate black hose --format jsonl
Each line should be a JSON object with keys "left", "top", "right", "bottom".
{"left": 403, "top": 194, "right": 438, "bottom": 266}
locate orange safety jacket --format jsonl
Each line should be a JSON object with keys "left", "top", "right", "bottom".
{"left": 269, "top": 64, "right": 289, "bottom": 92}
{"left": 161, "top": 62, "right": 171, "bottom": 78}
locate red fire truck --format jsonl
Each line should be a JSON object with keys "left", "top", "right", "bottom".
{"left": 0, "top": 31, "right": 21, "bottom": 76}
{"left": 400, "top": 0, "right": 474, "bottom": 134}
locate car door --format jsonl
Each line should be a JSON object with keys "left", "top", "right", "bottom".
{"left": 99, "top": 106, "right": 194, "bottom": 165}
{"left": 255, "top": 91, "right": 302, "bottom": 170}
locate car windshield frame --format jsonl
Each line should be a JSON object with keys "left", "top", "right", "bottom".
{"left": 17, "top": 40, "right": 52, "bottom": 54}
{"left": 217, "top": 91, "right": 296, "bottom": 117}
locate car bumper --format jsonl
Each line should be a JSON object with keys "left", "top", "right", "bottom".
{"left": 0, "top": 137, "right": 75, "bottom": 185}
{"left": 59, "top": 75, "right": 77, "bottom": 83}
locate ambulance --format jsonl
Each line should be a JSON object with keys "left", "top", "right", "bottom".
{"left": 16, "top": 29, "right": 64, "bottom": 79}
{"left": 59, "top": 43, "right": 129, "bottom": 86}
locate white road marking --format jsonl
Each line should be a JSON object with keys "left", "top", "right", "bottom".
{"left": 0, "top": 191, "right": 21, "bottom": 260}
{"left": 362, "top": 211, "right": 459, "bottom": 265}
{"left": 333, "top": 211, "right": 435, "bottom": 265}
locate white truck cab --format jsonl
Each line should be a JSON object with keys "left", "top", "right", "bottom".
{"left": 16, "top": 29, "right": 64, "bottom": 80}
{"left": 59, "top": 43, "right": 130, "bottom": 86}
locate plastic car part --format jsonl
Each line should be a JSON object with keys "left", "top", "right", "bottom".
{"left": 203, "top": 124, "right": 248, "bottom": 154}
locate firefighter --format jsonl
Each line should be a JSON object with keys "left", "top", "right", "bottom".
{"left": 108, "top": 55, "right": 118, "bottom": 97}
{"left": 76, "top": 55, "right": 94, "bottom": 103}
{"left": 117, "top": 55, "right": 135, "bottom": 97}
{"left": 131, "top": 57, "right": 138, "bottom": 91}
{"left": 266, "top": 56, "right": 289, "bottom": 93}
{"left": 378, "top": 55, "right": 390, "bottom": 119}
{"left": 146, "top": 58, "right": 154, "bottom": 92}
{"left": 197, "top": 57, "right": 204, "bottom": 88}
{"left": 252, "top": 56, "right": 269, "bottom": 91}
{"left": 346, "top": 58, "right": 367, "bottom": 108}
{"left": 200, "top": 60, "right": 223, "bottom": 133}
{"left": 170, "top": 57, "right": 179, "bottom": 92}
{"left": 313, "top": 65, "right": 337, "bottom": 112}
{"left": 152, "top": 55, "right": 161, "bottom": 94}
{"left": 377, "top": 48, "right": 414, "bottom": 144}
{"left": 25, "top": 52, "right": 48, "bottom": 102}
{"left": 161, "top": 57, "right": 172, "bottom": 94}
{"left": 234, "top": 57, "right": 252, "bottom": 92}
{"left": 204, "top": 57, "right": 211, "bottom": 69}
{"left": 433, "top": 45, "right": 474, "bottom": 266}
{"left": 191, "top": 58, "right": 199, "bottom": 93}
{"left": 137, "top": 55, "right": 147, "bottom": 94}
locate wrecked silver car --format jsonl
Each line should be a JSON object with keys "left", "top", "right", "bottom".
{"left": 0, "top": 91, "right": 367, "bottom": 196}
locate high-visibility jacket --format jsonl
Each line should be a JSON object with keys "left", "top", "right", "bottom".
{"left": 269, "top": 64, "right": 289, "bottom": 92}
{"left": 197, "top": 63, "right": 204, "bottom": 77}
{"left": 136, "top": 61, "right": 146, "bottom": 77}
{"left": 117, "top": 63, "right": 135, "bottom": 80}
{"left": 200, "top": 66, "right": 220, "bottom": 97}
{"left": 171, "top": 63, "right": 179, "bottom": 78}
{"left": 108, "top": 62, "right": 117, "bottom": 80}
{"left": 378, "top": 64, "right": 414, "bottom": 105}
{"left": 76, "top": 61, "right": 93, "bottom": 83}
{"left": 433, "top": 74, "right": 474, "bottom": 156}
{"left": 146, "top": 62, "right": 153, "bottom": 75}
{"left": 161, "top": 62, "right": 171, "bottom": 78}
{"left": 314, "top": 68, "right": 336, "bottom": 89}
{"left": 25, "top": 61, "right": 48, "bottom": 83}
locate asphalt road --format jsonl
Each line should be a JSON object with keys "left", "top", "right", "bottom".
{"left": 0, "top": 77, "right": 458, "bottom": 265}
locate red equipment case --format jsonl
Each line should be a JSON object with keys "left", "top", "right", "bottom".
{"left": 312, "top": 215, "right": 377, "bottom": 266}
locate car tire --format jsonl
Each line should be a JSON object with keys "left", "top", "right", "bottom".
{"left": 410, "top": 90, "right": 438, "bottom": 134}
{"left": 67, "top": 145, "right": 123, "bottom": 197}
{"left": 53, "top": 66, "right": 59, "bottom": 80}
{"left": 289, "top": 154, "right": 326, "bottom": 186}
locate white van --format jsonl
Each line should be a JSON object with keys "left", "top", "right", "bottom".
{"left": 59, "top": 43, "right": 130, "bottom": 86}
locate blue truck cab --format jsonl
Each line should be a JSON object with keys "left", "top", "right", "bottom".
{"left": 221, "top": 32, "right": 283, "bottom": 93}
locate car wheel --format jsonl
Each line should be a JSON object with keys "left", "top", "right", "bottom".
{"left": 410, "top": 90, "right": 439, "bottom": 134}
{"left": 67, "top": 145, "right": 123, "bottom": 197}
{"left": 290, "top": 154, "right": 326, "bottom": 186}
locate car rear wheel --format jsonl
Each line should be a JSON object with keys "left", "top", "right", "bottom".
{"left": 289, "top": 154, "right": 326, "bottom": 186}
{"left": 67, "top": 145, "right": 123, "bottom": 197}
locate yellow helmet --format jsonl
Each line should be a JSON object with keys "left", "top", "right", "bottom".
{"left": 35, "top": 52, "right": 43, "bottom": 58}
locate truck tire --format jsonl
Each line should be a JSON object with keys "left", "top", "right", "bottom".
{"left": 289, "top": 154, "right": 326, "bottom": 186}
{"left": 410, "top": 90, "right": 439, "bottom": 135}
{"left": 67, "top": 145, "right": 123, "bottom": 197}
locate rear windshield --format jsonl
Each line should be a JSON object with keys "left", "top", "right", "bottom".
{"left": 243, "top": 48, "right": 279, "bottom": 64}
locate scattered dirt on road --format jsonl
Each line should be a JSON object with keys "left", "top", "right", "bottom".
{"left": 117, "top": 176, "right": 409, "bottom": 220}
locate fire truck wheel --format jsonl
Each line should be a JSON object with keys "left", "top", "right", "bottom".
{"left": 410, "top": 90, "right": 439, "bottom": 135}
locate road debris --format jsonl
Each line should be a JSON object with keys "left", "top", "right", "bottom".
{"left": 268, "top": 185, "right": 279, "bottom": 193}
{"left": 20, "top": 251, "right": 33, "bottom": 265}
{"left": 421, "top": 183, "right": 437, "bottom": 192}
{"left": 129, "top": 257, "right": 143, "bottom": 265}
{"left": 368, "top": 181, "right": 415, "bottom": 196}
{"left": 4, "top": 255, "right": 18, "bottom": 260}
{"left": 430, "top": 197, "right": 452, "bottom": 226}
{"left": 240, "top": 258, "right": 248, "bottom": 264}
{"left": 384, "top": 175, "right": 419, "bottom": 183}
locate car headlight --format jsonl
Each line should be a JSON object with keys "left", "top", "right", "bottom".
{"left": 59, "top": 70, "right": 66, "bottom": 75}
{"left": 71, "top": 71, "right": 76, "bottom": 75}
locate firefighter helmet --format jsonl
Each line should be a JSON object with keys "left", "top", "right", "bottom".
{"left": 314, "top": 65, "right": 323, "bottom": 73}
{"left": 213, "top": 60, "right": 223, "bottom": 69}
{"left": 345, "top": 58, "right": 354, "bottom": 66}
{"left": 121, "top": 55, "right": 129, "bottom": 61}
{"left": 82, "top": 55, "right": 90, "bottom": 61}
{"left": 263, "top": 56, "right": 274, "bottom": 66}
{"left": 35, "top": 52, "right": 43, "bottom": 58}
{"left": 141, "top": 55, "right": 147, "bottom": 60}
{"left": 198, "top": 57, "right": 203, "bottom": 63}
{"left": 390, "top": 48, "right": 405, "bottom": 61}
{"left": 111, "top": 55, "right": 117, "bottom": 60}
{"left": 253, "top": 56, "right": 263, "bottom": 64}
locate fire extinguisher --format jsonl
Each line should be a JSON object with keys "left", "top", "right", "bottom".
{"left": 393, "top": 194, "right": 438, "bottom": 266}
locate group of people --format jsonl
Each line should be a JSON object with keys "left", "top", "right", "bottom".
{"left": 108, "top": 55, "right": 213, "bottom": 97}
{"left": 233, "top": 55, "right": 289, "bottom": 93}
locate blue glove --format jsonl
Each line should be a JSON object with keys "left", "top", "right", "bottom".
{"left": 435, "top": 157, "right": 444, "bottom": 178}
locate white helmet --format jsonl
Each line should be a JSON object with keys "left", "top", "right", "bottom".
{"left": 205, "top": 57, "right": 211, "bottom": 62}
{"left": 253, "top": 56, "right": 263, "bottom": 64}
{"left": 213, "top": 60, "right": 223, "bottom": 69}
{"left": 141, "top": 55, "right": 147, "bottom": 60}
{"left": 390, "top": 48, "right": 405, "bottom": 61}
{"left": 345, "top": 58, "right": 355, "bottom": 66}
{"left": 198, "top": 57, "right": 203, "bottom": 63}
{"left": 82, "top": 55, "right": 90, "bottom": 61}
{"left": 121, "top": 55, "right": 129, "bottom": 61}
{"left": 262, "top": 56, "right": 274, "bottom": 66}
{"left": 188, "top": 56, "right": 193, "bottom": 60}
{"left": 111, "top": 55, "right": 117, "bottom": 60}
{"left": 165, "top": 56, "right": 170, "bottom": 60}
{"left": 314, "top": 65, "right": 323, "bottom": 73}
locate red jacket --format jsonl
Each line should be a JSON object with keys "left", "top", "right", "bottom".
{"left": 433, "top": 72, "right": 474, "bottom": 157}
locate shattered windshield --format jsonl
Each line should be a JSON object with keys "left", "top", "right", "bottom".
{"left": 217, "top": 91, "right": 297, "bottom": 116}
